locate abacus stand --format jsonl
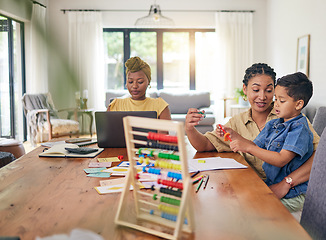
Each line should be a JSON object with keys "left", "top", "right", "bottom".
{"left": 115, "top": 117, "right": 194, "bottom": 240}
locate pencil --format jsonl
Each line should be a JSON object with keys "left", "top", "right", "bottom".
{"left": 218, "top": 124, "right": 232, "bottom": 142}
{"left": 203, "top": 174, "right": 209, "bottom": 189}
{"left": 195, "top": 177, "right": 204, "bottom": 193}
{"left": 191, "top": 170, "right": 200, "bottom": 178}
{"left": 192, "top": 175, "right": 204, "bottom": 184}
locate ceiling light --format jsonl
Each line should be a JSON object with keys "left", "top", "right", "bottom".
{"left": 135, "top": 4, "right": 175, "bottom": 27}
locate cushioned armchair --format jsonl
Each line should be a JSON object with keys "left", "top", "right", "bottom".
{"left": 300, "top": 128, "right": 326, "bottom": 239}
{"left": 22, "top": 93, "right": 79, "bottom": 146}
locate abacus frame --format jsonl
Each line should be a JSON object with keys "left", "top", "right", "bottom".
{"left": 115, "top": 116, "right": 194, "bottom": 240}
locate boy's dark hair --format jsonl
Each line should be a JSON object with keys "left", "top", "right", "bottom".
{"left": 243, "top": 63, "right": 276, "bottom": 86}
{"left": 276, "top": 72, "right": 313, "bottom": 108}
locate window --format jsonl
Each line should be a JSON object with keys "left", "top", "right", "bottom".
{"left": 130, "top": 32, "right": 157, "bottom": 88}
{"left": 103, "top": 28, "right": 215, "bottom": 91}
{"left": 0, "top": 15, "right": 25, "bottom": 139}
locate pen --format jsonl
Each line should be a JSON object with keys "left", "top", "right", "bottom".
{"left": 192, "top": 175, "right": 204, "bottom": 184}
{"left": 195, "top": 177, "right": 204, "bottom": 193}
{"left": 191, "top": 170, "right": 200, "bottom": 178}
{"left": 203, "top": 174, "right": 209, "bottom": 189}
{"left": 218, "top": 124, "right": 232, "bottom": 142}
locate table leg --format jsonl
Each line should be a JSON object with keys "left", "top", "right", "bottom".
{"left": 85, "top": 112, "right": 93, "bottom": 137}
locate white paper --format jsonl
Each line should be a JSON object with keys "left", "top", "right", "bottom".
{"left": 188, "top": 157, "right": 247, "bottom": 172}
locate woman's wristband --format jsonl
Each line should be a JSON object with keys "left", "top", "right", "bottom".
{"left": 284, "top": 176, "right": 294, "bottom": 188}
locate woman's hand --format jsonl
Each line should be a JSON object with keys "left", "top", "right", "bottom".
{"left": 216, "top": 124, "right": 225, "bottom": 138}
{"left": 185, "top": 108, "right": 205, "bottom": 131}
{"left": 269, "top": 180, "right": 291, "bottom": 199}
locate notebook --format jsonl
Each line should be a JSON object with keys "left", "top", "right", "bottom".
{"left": 39, "top": 143, "right": 104, "bottom": 158}
{"left": 95, "top": 111, "right": 157, "bottom": 148}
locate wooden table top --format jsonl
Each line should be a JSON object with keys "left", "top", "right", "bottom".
{"left": 0, "top": 144, "right": 311, "bottom": 240}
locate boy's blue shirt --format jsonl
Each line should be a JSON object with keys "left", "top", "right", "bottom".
{"left": 253, "top": 113, "right": 313, "bottom": 199}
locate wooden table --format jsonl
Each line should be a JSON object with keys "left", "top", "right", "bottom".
{"left": 0, "top": 144, "right": 311, "bottom": 239}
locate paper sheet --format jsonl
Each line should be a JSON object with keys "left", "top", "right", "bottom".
{"left": 188, "top": 157, "right": 247, "bottom": 172}
{"left": 98, "top": 157, "right": 120, "bottom": 162}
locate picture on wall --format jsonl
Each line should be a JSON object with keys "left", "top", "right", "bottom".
{"left": 296, "top": 34, "right": 310, "bottom": 77}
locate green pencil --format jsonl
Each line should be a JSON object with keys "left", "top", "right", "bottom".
{"left": 195, "top": 177, "right": 204, "bottom": 193}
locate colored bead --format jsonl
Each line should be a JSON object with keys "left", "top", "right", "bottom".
{"left": 153, "top": 193, "right": 157, "bottom": 200}
{"left": 159, "top": 187, "right": 182, "bottom": 198}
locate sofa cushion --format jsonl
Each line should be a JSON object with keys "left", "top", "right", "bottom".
{"left": 159, "top": 90, "right": 211, "bottom": 114}
{"left": 42, "top": 119, "right": 79, "bottom": 135}
{"left": 195, "top": 125, "right": 214, "bottom": 134}
{"left": 105, "top": 90, "right": 159, "bottom": 108}
{"left": 302, "top": 105, "right": 317, "bottom": 123}
{"left": 171, "top": 114, "right": 215, "bottom": 125}
{"left": 105, "top": 90, "right": 129, "bottom": 108}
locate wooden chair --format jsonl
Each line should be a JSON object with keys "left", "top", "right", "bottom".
{"left": 22, "top": 93, "right": 79, "bottom": 146}
{"left": 300, "top": 128, "right": 326, "bottom": 239}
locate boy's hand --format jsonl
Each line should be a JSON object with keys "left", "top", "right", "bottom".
{"left": 185, "top": 108, "right": 205, "bottom": 131}
{"left": 217, "top": 125, "right": 241, "bottom": 141}
{"left": 219, "top": 126, "right": 255, "bottom": 153}
{"left": 229, "top": 139, "right": 255, "bottom": 153}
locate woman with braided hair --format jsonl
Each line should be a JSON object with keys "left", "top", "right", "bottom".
{"left": 108, "top": 56, "right": 171, "bottom": 120}
{"left": 185, "top": 63, "right": 320, "bottom": 201}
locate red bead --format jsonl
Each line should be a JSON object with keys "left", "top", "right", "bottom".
{"left": 118, "top": 155, "right": 123, "bottom": 160}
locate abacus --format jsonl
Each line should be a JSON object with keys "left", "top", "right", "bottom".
{"left": 115, "top": 116, "right": 194, "bottom": 240}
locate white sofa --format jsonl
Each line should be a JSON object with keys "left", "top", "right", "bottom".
{"left": 105, "top": 89, "right": 215, "bottom": 134}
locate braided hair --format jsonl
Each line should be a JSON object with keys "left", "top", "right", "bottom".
{"left": 243, "top": 63, "right": 276, "bottom": 86}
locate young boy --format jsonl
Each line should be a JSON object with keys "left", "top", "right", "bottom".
{"left": 220, "top": 72, "right": 314, "bottom": 212}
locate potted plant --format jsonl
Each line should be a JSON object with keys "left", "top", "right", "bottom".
{"left": 235, "top": 88, "right": 249, "bottom": 106}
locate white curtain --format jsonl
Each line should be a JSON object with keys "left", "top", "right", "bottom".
{"left": 67, "top": 12, "right": 105, "bottom": 110}
{"left": 215, "top": 12, "right": 253, "bottom": 98}
{"left": 29, "top": 3, "right": 48, "bottom": 93}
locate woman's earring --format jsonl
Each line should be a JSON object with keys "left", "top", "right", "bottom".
{"left": 148, "top": 84, "right": 151, "bottom": 89}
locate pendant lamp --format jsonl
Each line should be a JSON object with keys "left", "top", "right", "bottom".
{"left": 135, "top": 4, "right": 174, "bottom": 27}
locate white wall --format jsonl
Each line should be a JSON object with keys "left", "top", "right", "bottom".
{"left": 46, "top": 0, "right": 267, "bottom": 109}
{"left": 0, "top": 0, "right": 32, "bottom": 22}
{"left": 266, "top": 0, "right": 326, "bottom": 108}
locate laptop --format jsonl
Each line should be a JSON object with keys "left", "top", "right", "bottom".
{"left": 95, "top": 111, "right": 157, "bottom": 148}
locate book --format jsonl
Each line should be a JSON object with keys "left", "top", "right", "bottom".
{"left": 39, "top": 143, "right": 104, "bottom": 158}
{"left": 41, "top": 138, "right": 98, "bottom": 148}
{"left": 76, "top": 138, "right": 98, "bottom": 146}
{"left": 65, "top": 138, "right": 92, "bottom": 143}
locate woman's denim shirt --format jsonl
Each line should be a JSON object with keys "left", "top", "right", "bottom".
{"left": 253, "top": 113, "right": 313, "bottom": 199}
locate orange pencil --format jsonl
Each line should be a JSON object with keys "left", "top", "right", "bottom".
{"left": 192, "top": 175, "right": 204, "bottom": 184}
{"left": 218, "top": 124, "right": 232, "bottom": 142}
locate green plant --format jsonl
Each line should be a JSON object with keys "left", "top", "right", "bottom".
{"left": 235, "top": 88, "right": 247, "bottom": 101}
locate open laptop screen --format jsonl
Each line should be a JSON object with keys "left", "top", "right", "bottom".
{"left": 95, "top": 111, "right": 157, "bottom": 148}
